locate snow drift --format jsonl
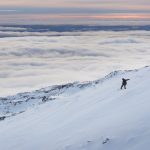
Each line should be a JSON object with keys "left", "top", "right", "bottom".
{"left": 0, "top": 66, "right": 150, "bottom": 150}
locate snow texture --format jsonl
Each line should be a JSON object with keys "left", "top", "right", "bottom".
{"left": 0, "top": 66, "right": 150, "bottom": 150}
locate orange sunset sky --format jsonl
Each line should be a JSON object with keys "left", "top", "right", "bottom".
{"left": 0, "top": 0, "right": 150, "bottom": 24}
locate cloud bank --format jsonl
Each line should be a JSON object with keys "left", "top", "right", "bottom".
{"left": 0, "top": 30, "right": 150, "bottom": 96}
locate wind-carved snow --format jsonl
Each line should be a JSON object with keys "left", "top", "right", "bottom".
{"left": 0, "top": 66, "right": 150, "bottom": 150}
{"left": 0, "top": 82, "right": 88, "bottom": 117}
{"left": 0, "top": 69, "right": 126, "bottom": 118}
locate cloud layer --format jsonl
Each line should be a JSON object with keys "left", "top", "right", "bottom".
{"left": 0, "top": 30, "right": 150, "bottom": 96}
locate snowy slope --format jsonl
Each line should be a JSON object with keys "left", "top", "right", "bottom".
{"left": 0, "top": 66, "right": 150, "bottom": 150}
{"left": 0, "top": 70, "right": 124, "bottom": 118}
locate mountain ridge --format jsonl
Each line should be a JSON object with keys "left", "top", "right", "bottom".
{"left": 0, "top": 66, "right": 147, "bottom": 119}
{"left": 0, "top": 65, "right": 150, "bottom": 150}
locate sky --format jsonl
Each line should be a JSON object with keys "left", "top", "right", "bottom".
{"left": 0, "top": 0, "right": 150, "bottom": 24}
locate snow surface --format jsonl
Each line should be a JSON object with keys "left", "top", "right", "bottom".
{"left": 0, "top": 66, "right": 150, "bottom": 150}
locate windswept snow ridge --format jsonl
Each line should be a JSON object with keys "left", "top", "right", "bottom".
{"left": 0, "top": 69, "right": 128, "bottom": 118}
{"left": 0, "top": 66, "right": 150, "bottom": 150}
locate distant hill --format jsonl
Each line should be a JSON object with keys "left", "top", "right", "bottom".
{"left": 1, "top": 25, "right": 150, "bottom": 32}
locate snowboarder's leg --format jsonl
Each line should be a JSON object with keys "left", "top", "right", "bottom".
{"left": 121, "top": 84, "right": 123, "bottom": 89}
{"left": 124, "top": 84, "right": 126, "bottom": 89}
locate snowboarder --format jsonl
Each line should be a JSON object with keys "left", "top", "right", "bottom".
{"left": 121, "top": 78, "right": 130, "bottom": 89}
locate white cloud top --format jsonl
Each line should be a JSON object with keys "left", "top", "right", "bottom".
{"left": 0, "top": 30, "right": 149, "bottom": 96}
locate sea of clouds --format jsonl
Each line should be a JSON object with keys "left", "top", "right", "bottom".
{"left": 0, "top": 27, "right": 150, "bottom": 96}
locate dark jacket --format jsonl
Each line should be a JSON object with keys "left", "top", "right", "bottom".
{"left": 122, "top": 78, "right": 130, "bottom": 85}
